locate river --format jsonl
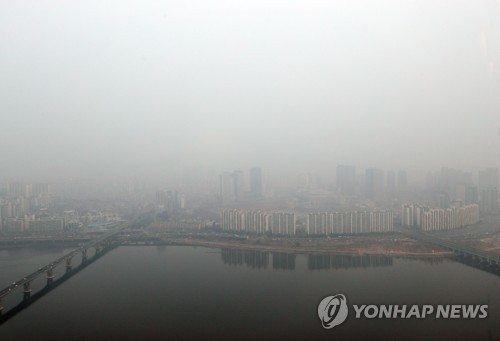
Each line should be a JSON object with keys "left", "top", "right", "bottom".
{"left": 0, "top": 246, "right": 499, "bottom": 340}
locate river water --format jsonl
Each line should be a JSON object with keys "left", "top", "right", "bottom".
{"left": 0, "top": 246, "right": 499, "bottom": 340}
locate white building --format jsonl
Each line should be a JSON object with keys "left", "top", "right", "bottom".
{"left": 25, "top": 218, "right": 64, "bottom": 232}
{"left": 406, "top": 204, "right": 480, "bottom": 232}
{"left": 221, "top": 210, "right": 295, "bottom": 235}
{"left": 307, "top": 210, "right": 393, "bottom": 235}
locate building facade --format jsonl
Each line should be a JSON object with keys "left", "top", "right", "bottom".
{"left": 365, "top": 168, "right": 385, "bottom": 200}
{"left": 306, "top": 210, "right": 393, "bottom": 235}
{"left": 336, "top": 165, "right": 356, "bottom": 196}
{"left": 221, "top": 210, "right": 295, "bottom": 235}
{"left": 402, "top": 203, "right": 479, "bottom": 232}
{"left": 480, "top": 188, "right": 498, "bottom": 213}
{"left": 249, "top": 168, "right": 263, "bottom": 197}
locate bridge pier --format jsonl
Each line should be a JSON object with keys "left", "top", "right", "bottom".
{"left": 95, "top": 245, "right": 102, "bottom": 255}
{"left": 46, "top": 268, "right": 55, "bottom": 286}
{"left": 81, "top": 249, "right": 88, "bottom": 263}
{"left": 23, "top": 282, "right": 32, "bottom": 301}
{"left": 65, "top": 257, "right": 72, "bottom": 273}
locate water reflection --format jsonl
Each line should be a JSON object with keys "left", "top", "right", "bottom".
{"left": 221, "top": 249, "right": 269, "bottom": 269}
{"left": 404, "top": 257, "right": 445, "bottom": 266}
{"left": 308, "top": 254, "right": 393, "bottom": 270}
{"left": 220, "top": 249, "right": 298, "bottom": 270}
{"left": 272, "top": 253, "right": 296, "bottom": 270}
{"left": 221, "top": 249, "right": 395, "bottom": 271}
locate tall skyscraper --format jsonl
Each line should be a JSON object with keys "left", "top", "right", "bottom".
{"left": 454, "top": 183, "right": 466, "bottom": 204}
{"left": 365, "top": 168, "right": 384, "bottom": 200}
{"left": 336, "top": 165, "right": 356, "bottom": 196}
{"left": 219, "top": 172, "right": 235, "bottom": 203}
{"left": 32, "top": 183, "right": 50, "bottom": 196}
{"left": 386, "top": 171, "right": 396, "bottom": 192}
{"left": 8, "top": 182, "right": 26, "bottom": 197}
{"left": 155, "top": 190, "right": 179, "bottom": 211}
{"left": 465, "top": 186, "right": 479, "bottom": 205}
{"left": 480, "top": 188, "right": 498, "bottom": 213}
{"left": 477, "top": 169, "right": 498, "bottom": 214}
{"left": 232, "top": 170, "right": 245, "bottom": 201}
{"left": 249, "top": 167, "right": 263, "bottom": 197}
{"left": 478, "top": 168, "right": 499, "bottom": 190}
{"left": 397, "top": 170, "right": 407, "bottom": 192}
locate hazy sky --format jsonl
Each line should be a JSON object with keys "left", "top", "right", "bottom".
{"left": 1, "top": 0, "right": 499, "bottom": 181}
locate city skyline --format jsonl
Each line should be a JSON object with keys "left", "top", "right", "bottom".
{"left": 0, "top": 1, "right": 499, "bottom": 338}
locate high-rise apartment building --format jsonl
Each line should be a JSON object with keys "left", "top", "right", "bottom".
{"left": 480, "top": 188, "right": 498, "bottom": 213}
{"left": 336, "top": 165, "right": 356, "bottom": 196}
{"left": 465, "top": 186, "right": 478, "bottom": 205}
{"left": 8, "top": 182, "right": 26, "bottom": 197}
{"left": 156, "top": 190, "right": 179, "bottom": 211}
{"left": 219, "top": 170, "right": 249, "bottom": 203}
{"left": 478, "top": 168, "right": 499, "bottom": 190}
{"left": 220, "top": 210, "right": 295, "bottom": 235}
{"left": 219, "top": 172, "right": 235, "bottom": 203}
{"left": 249, "top": 167, "right": 263, "bottom": 197}
{"left": 307, "top": 210, "right": 393, "bottom": 235}
{"left": 397, "top": 170, "right": 407, "bottom": 192}
{"left": 386, "top": 171, "right": 396, "bottom": 192}
{"left": 232, "top": 170, "right": 245, "bottom": 201}
{"left": 402, "top": 203, "right": 479, "bottom": 231}
{"left": 365, "top": 168, "right": 384, "bottom": 200}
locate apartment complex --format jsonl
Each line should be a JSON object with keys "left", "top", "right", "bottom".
{"left": 220, "top": 210, "right": 295, "bottom": 235}
{"left": 307, "top": 211, "right": 394, "bottom": 235}
{"left": 2, "top": 217, "right": 64, "bottom": 233}
{"left": 401, "top": 203, "right": 479, "bottom": 231}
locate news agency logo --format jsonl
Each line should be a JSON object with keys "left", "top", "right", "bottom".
{"left": 317, "top": 294, "right": 349, "bottom": 329}
{"left": 318, "top": 294, "right": 489, "bottom": 330}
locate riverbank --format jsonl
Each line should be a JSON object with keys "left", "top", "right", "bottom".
{"left": 163, "top": 236, "right": 455, "bottom": 258}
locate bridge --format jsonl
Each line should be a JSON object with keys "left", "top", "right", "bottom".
{"left": 0, "top": 222, "right": 130, "bottom": 324}
{"left": 396, "top": 227, "right": 500, "bottom": 267}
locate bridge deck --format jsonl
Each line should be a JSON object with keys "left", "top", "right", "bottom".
{"left": 0, "top": 223, "right": 127, "bottom": 299}
{"left": 396, "top": 227, "right": 500, "bottom": 264}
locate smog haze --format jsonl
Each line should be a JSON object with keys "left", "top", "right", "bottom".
{"left": 1, "top": 0, "right": 499, "bottom": 183}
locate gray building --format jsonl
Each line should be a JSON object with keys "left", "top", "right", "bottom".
{"left": 219, "top": 172, "right": 235, "bottom": 203}
{"left": 386, "top": 170, "right": 396, "bottom": 192}
{"left": 365, "top": 168, "right": 384, "bottom": 200}
{"left": 478, "top": 168, "right": 499, "bottom": 190}
{"left": 336, "top": 165, "right": 356, "bottom": 196}
{"left": 480, "top": 188, "right": 498, "bottom": 213}
{"left": 249, "top": 167, "right": 263, "bottom": 197}
{"left": 465, "top": 186, "right": 478, "bottom": 205}
{"left": 233, "top": 170, "right": 245, "bottom": 201}
{"left": 397, "top": 170, "right": 407, "bottom": 192}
